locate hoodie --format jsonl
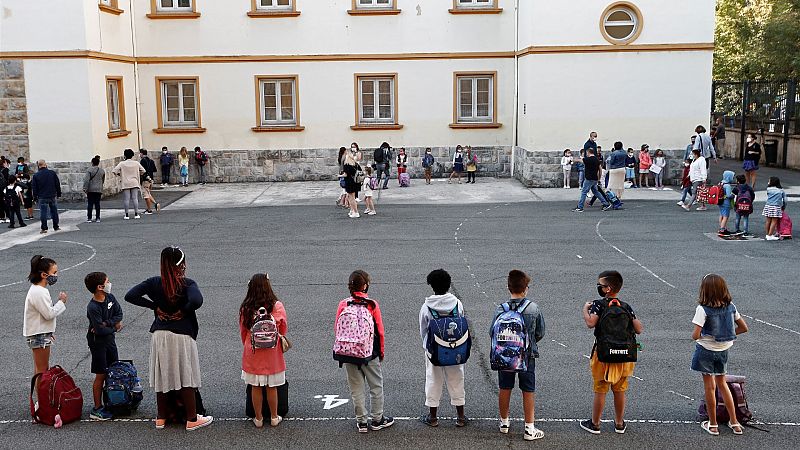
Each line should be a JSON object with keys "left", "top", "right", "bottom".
{"left": 721, "top": 170, "right": 735, "bottom": 208}
{"left": 419, "top": 293, "right": 464, "bottom": 349}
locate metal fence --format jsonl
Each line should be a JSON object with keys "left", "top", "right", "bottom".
{"left": 711, "top": 80, "right": 798, "bottom": 167}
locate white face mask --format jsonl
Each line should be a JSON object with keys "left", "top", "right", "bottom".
{"left": 103, "top": 282, "right": 112, "bottom": 294}
{"left": 746, "top": 138, "right": 753, "bottom": 143}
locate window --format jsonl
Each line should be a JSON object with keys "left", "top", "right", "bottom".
{"left": 258, "top": 0, "right": 292, "bottom": 10}
{"left": 98, "top": 0, "right": 123, "bottom": 15}
{"left": 253, "top": 76, "right": 304, "bottom": 132}
{"left": 158, "top": 0, "right": 192, "bottom": 11}
{"left": 600, "top": 2, "right": 643, "bottom": 45}
{"left": 352, "top": 74, "right": 402, "bottom": 130}
{"left": 155, "top": 77, "right": 205, "bottom": 133}
{"left": 451, "top": 72, "right": 501, "bottom": 128}
{"left": 248, "top": 0, "right": 300, "bottom": 17}
{"left": 148, "top": 0, "right": 199, "bottom": 18}
{"left": 348, "top": 0, "right": 400, "bottom": 15}
{"left": 450, "top": 0, "right": 501, "bottom": 13}
{"left": 105, "top": 77, "right": 129, "bottom": 138}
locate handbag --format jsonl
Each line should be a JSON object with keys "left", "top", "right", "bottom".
{"left": 280, "top": 335, "right": 292, "bottom": 353}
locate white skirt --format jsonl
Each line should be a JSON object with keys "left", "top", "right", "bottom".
{"left": 149, "top": 330, "right": 202, "bottom": 393}
{"left": 242, "top": 370, "right": 286, "bottom": 387}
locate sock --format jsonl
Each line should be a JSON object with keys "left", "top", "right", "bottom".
{"left": 525, "top": 422, "right": 536, "bottom": 431}
{"left": 500, "top": 417, "right": 510, "bottom": 427}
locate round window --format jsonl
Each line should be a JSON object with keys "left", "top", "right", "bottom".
{"left": 600, "top": 3, "right": 643, "bottom": 45}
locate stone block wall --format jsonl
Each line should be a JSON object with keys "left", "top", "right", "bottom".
{"left": 0, "top": 60, "right": 30, "bottom": 161}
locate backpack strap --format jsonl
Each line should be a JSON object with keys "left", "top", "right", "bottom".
{"left": 516, "top": 299, "right": 531, "bottom": 313}
{"left": 30, "top": 373, "right": 42, "bottom": 423}
{"left": 501, "top": 302, "right": 511, "bottom": 313}
{"left": 428, "top": 307, "right": 440, "bottom": 320}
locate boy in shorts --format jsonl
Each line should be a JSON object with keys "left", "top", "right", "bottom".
{"left": 580, "top": 270, "right": 643, "bottom": 435}
{"left": 84, "top": 272, "right": 123, "bottom": 421}
{"left": 494, "top": 270, "right": 545, "bottom": 440}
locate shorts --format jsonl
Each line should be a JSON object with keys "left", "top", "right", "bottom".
{"left": 26, "top": 332, "right": 54, "bottom": 349}
{"left": 242, "top": 370, "right": 286, "bottom": 387}
{"left": 23, "top": 198, "right": 33, "bottom": 209}
{"left": 625, "top": 168, "right": 635, "bottom": 179}
{"left": 743, "top": 160, "right": 759, "bottom": 172}
{"left": 364, "top": 190, "right": 373, "bottom": 198}
{"left": 497, "top": 360, "right": 535, "bottom": 392}
{"left": 639, "top": 168, "right": 649, "bottom": 174}
{"left": 691, "top": 344, "right": 728, "bottom": 375}
{"left": 141, "top": 180, "right": 153, "bottom": 200}
{"left": 590, "top": 352, "right": 634, "bottom": 394}
{"left": 88, "top": 334, "right": 119, "bottom": 374}
{"left": 424, "top": 167, "right": 432, "bottom": 176}
{"left": 719, "top": 206, "right": 731, "bottom": 218}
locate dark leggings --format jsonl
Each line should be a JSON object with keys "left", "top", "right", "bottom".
{"left": 467, "top": 172, "right": 476, "bottom": 183}
{"left": 156, "top": 387, "right": 197, "bottom": 422}
{"left": 87, "top": 192, "right": 101, "bottom": 220}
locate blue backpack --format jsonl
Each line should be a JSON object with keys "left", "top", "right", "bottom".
{"left": 103, "top": 360, "right": 144, "bottom": 415}
{"left": 490, "top": 300, "right": 530, "bottom": 372}
{"left": 426, "top": 307, "right": 471, "bottom": 366}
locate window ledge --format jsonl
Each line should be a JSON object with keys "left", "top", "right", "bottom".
{"left": 153, "top": 127, "right": 207, "bottom": 134}
{"left": 247, "top": 10, "right": 301, "bottom": 18}
{"left": 347, "top": 9, "right": 401, "bottom": 16}
{"left": 351, "top": 124, "right": 404, "bottom": 131}
{"left": 448, "top": 8, "right": 503, "bottom": 14}
{"left": 252, "top": 125, "right": 305, "bottom": 132}
{"left": 146, "top": 12, "right": 201, "bottom": 19}
{"left": 107, "top": 130, "right": 131, "bottom": 139}
{"left": 99, "top": 4, "right": 124, "bottom": 15}
{"left": 449, "top": 122, "right": 503, "bottom": 129}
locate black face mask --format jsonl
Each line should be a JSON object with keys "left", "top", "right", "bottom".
{"left": 597, "top": 284, "right": 606, "bottom": 297}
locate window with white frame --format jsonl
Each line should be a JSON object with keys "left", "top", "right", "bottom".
{"left": 601, "top": 3, "right": 641, "bottom": 44}
{"left": 161, "top": 80, "right": 198, "bottom": 127}
{"left": 157, "top": 0, "right": 193, "bottom": 12}
{"left": 260, "top": 78, "right": 297, "bottom": 126}
{"left": 257, "top": 0, "right": 292, "bottom": 10}
{"left": 106, "top": 79, "right": 122, "bottom": 131}
{"left": 456, "top": 0, "right": 494, "bottom": 8}
{"left": 358, "top": 76, "right": 395, "bottom": 124}
{"left": 457, "top": 75, "right": 493, "bottom": 123}
{"left": 356, "top": 0, "right": 392, "bottom": 9}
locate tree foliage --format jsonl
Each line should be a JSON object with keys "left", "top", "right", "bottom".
{"left": 714, "top": 0, "right": 800, "bottom": 80}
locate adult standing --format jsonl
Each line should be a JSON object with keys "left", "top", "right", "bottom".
{"left": 194, "top": 146, "right": 209, "bottom": 185}
{"left": 139, "top": 149, "right": 160, "bottom": 215}
{"left": 83, "top": 155, "right": 105, "bottom": 223}
{"left": 396, "top": 148, "right": 408, "bottom": 185}
{"left": 342, "top": 151, "right": 362, "bottom": 218}
{"left": 124, "top": 247, "right": 213, "bottom": 431}
{"left": 580, "top": 132, "right": 598, "bottom": 188}
{"left": 711, "top": 117, "right": 726, "bottom": 157}
{"left": 31, "top": 159, "right": 61, "bottom": 234}
{"left": 574, "top": 148, "right": 610, "bottom": 212}
{"left": 351, "top": 142, "right": 363, "bottom": 164}
{"left": 693, "top": 125, "right": 717, "bottom": 172}
{"left": 742, "top": 133, "right": 761, "bottom": 188}
{"left": 373, "top": 142, "right": 392, "bottom": 190}
{"left": 683, "top": 135, "right": 697, "bottom": 161}
{"left": 159, "top": 147, "right": 173, "bottom": 187}
{"left": 112, "top": 149, "right": 145, "bottom": 220}
{"left": 682, "top": 149, "right": 708, "bottom": 211}
{"left": 606, "top": 142, "right": 627, "bottom": 199}
{"left": 336, "top": 147, "right": 349, "bottom": 208}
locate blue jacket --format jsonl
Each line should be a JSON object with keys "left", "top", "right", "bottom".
{"left": 721, "top": 170, "right": 735, "bottom": 208}
{"left": 608, "top": 150, "right": 627, "bottom": 170}
{"left": 766, "top": 186, "right": 786, "bottom": 207}
{"left": 701, "top": 304, "right": 736, "bottom": 342}
{"left": 31, "top": 167, "right": 61, "bottom": 199}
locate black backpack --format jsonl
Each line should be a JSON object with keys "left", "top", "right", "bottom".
{"left": 373, "top": 148, "right": 385, "bottom": 163}
{"left": 4, "top": 185, "right": 19, "bottom": 206}
{"left": 594, "top": 298, "right": 638, "bottom": 363}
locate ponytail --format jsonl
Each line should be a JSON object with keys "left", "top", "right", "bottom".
{"left": 348, "top": 270, "right": 370, "bottom": 295}
{"left": 160, "top": 247, "right": 186, "bottom": 304}
{"left": 29, "top": 255, "right": 56, "bottom": 283}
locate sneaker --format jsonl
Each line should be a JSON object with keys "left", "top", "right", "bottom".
{"left": 19, "top": 222, "right": 26, "bottom": 227}
{"left": 95, "top": 218, "right": 101, "bottom": 223}
{"left": 134, "top": 214, "right": 141, "bottom": 219}
{"left": 580, "top": 419, "right": 601, "bottom": 435}
{"left": 733, "top": 230, "right": 744, "bottom": 236}
{"left": 270, "top": 416, "right": 283, "bottom": 427}
{"left": 186, "top": 414, "right": 213, "bottom": 431}
{"left": 682, "top": 205, "right": 691, "bottom": 211}
{"left": 8, "top": 225, "right": 14, "bottom": 229}
{"left": 363, "top": 209, "right": 372, "bottom": 214}
{"left": 90, "top": 406, "right": 113, "bottom": 421}
{"left": 348, "top": 212, "right": 360, "bottom": 219}
{"left": 144, "top": 211, "right": 153, "bottom": 215}
{"left": 676, "top": 201, "right": 684, "bottom": 206}
{"left": 155, "top": 418, "right": 166, "bottom": 430}
{"left": 53, "top": 227, "right": 60, "bottom": 231}
{"left": 499, "top": 418, "right": 510, "bottom": 434}
{"left": 743, "top": 232, "right": 754, "bottom": 238}
{"left": 573, "top": 208, "right": 584, "bottom": 212}
{"left": 86, "top": 219, "right": 94, "bottom": 223}
{"left": 615, "top": 421, "right": 627, "bottom": 434}
{"left": 124, "top": 215, "right": 130, "bottom": 220}
{"left": 719, "top": 229, "right": 731, "bottom": 236}
{"left": 765, "top": 235, "right": 779, "bottom": 241}
{"left": 696, "top": 206, "right": 707, "bottom": 211}
{"left": 602, "top": 205, "right": 613, "bottom": 211}
{"left": 367, "top": 210, "right": 376, "bottom": 216}
{"left": 252, "top": 417, "right": 263, "bottom": 428}
{"left": 524, "top": 425, "right": 545, "bottom": 441}
{"left": 357, "top": 422, "right": 369, "bottom": 433}
{"left": 370, "top": 416, "right": 395, "bottom": 431}
{"left": 40, "top": 229, "right": 47, "bottom": 234}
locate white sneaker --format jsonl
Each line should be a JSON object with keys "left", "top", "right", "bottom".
{"left": 499, "top": 418, "right": 510, "bottom": 434}
{"left": 367, "top": 210, "right": 376, "bottom": 215}
{"left": 765, "top": 235, "right": 779, "bottom": 241}
{"left": 524, "top": 425, "right": 545, "bottom": 441}
{"left": 134, "top": 214, "right": 141, "bottom": 219}
{"left": 363, "top": 209, "right": 372, "bottom": 214}
{"left": 677, "top": 201, "right": 684, "bottom": 206}
{"left": 355, "top": 198, "right": 362, "bottom": 203}
{"left": 123, "top": 215, "right": 130, "bottom": 220}
{"left": 348, "top": 211, "right": 360, "bottom": 218}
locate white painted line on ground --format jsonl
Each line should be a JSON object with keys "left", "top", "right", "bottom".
{"left": 576, "top": 254, "right": 583, "bottom": 259}
{"left": 744, "top": 255, "right": 754, "bottom": 259}
{"left": 0, "top": 239, "right": 97, "bottom": 289}
{"left": 741, "top": 314, "right": 800, "bottom": 336}
{"left": 582, "top": 354, "right": 590, "bottom": 359}
{"left": 551, "top": 339, "right": 568, "bottom": 348}
{"left": 595, "top": 219, "right": 677, "bottom": 289}
{"left": 631, "top": 375, "right": 644, "bottom": 381}
{"left": 667, "top": 390, "right": 695, "bottom": 401}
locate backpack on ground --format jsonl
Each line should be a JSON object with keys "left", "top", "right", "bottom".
{"left": 373, "top": 148, "right": 385, "bottom": 164}
{"left": 594, "top": 298, "right": 638, "bottom": 363}
{"left": 30, "top": 366, "right": 83, "bottom": 427}
{"left": 490, "top": 300, "right": 530, "bottom": 372}
{"left": 103, "top": 360, "right": 144, "bottom": 415}
{"left": 735, "top": 189, "right": 754, "bottom": 215}
{"left": 333, "top": 298, "right": 375, "bottom": 366}
{"left": 250, "top": 307, "right": 279, "bottom": 352}
{"left": 426, "top": 307, "right": 471, "bottom": 366}
{"left": 399, "top": 173, "right": 411, "bottom": 187}
{"left": 707, "top": 182, "right": 726, "bottom": 206}
{"left": 246, "top": 381, "right": 289, "bottom": 419}
{"left": 779, "top": 211, "right": 792, "bottom": 238}
{"left": 698, "top": 374, "right": 753, "bottom": 424}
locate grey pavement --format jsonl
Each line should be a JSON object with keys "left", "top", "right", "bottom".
{"left": 0, "top": 184, "right": 798, "bottom": 449}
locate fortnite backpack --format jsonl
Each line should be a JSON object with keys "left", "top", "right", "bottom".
{"left": 490, "top": 299, "right": 530, "bottom": 372}
{"left": 426, "top": 307, "right": 471, "bottom": 366}
{"left": 594, "top": 298, "right": 638, "bottom": 363}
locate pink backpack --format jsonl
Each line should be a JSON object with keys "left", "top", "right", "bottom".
{"left": 333, "top": 298, "right": 375, "bottom": 366}
{"left": 779, "top": 211, "right": 792, "bottom": 238}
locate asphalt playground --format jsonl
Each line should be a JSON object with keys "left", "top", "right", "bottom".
{"left": 0, "top": 175, "right": 798, "bottom": 449}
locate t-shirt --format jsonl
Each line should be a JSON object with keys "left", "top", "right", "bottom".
{"left": 583, "top": 156, "right": 601, "bottom": 181}
{"left": 692, "top": 304, "right": 740, "bottom": 351}
{"left": 715, "top": 124, "right": 726, "bottom": 140}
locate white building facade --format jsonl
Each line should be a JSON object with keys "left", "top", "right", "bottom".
{"left": 0, "top": 0, "right": 714, "bottom": 192}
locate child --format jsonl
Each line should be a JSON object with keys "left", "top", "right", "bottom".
{"left": 418, "top": 269, "right": 467, "bottom": 428}
{"left": 178, "top": 147, "right": 190, "bottom": 187}
{"left": 677, "top": 159, "right": 693, "bottom": 207}
{"left": 4, "top": 175, "right": 26, "bottom": 228}
{"left": 362, "top": 166, "right": 377, "bottom": 216}
{"left": 581, "top": 270, "right": 643, "bottom": 435}
{"left": 638, "top": 145, "right": 652, "bottom": 188}
{"left": 239, "top": 274, "right": 287, "bottom": 428}
{"left": 449, "top": 145, "right": 464, "bottom": 184}
{"left": 19, "top": 173, "right": 35, "bottom": 219}
{"left": 763, "top": 177, "right": 786, "bottom": 240}
{"left": 624, "top": 149, "right": 636, "bottom": 187}
{"left": 396, "top": 147, "right": 408, "bottom": 185}
{"left": 422, "top": 148, "right": 435, "bottom": 185}
{"left": 494, "top": 270, "right": 545, "bottom": 441}
{"left": 691, "top": 274, "right": 748, "bottom": 436}
{"left": 84, "top": 272, "right": 123, "bottom": 421}
{"left": 732, "top": 174, "right": 754, "bottom": 236}
{"left": 717, "top": 171, "right": 736, "bottom": 236}
{"left": 335, "top": 270, "right": 394, "bottom": 433}
{"left": 561, "top": 149, "right": 573, "bottom": 189}
{"left": 651, "top": 149, "right": 666, "bottom": 190}
{"left": 465, "top": 146, "right": 478, "bottom": 184}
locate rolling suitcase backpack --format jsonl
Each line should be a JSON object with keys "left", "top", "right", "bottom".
{"left": 399, "top": 172, "right": 411, "bottom": 187}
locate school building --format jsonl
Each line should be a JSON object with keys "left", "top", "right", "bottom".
{"left": 0, "top": 0, "right": 715, "bottom": 196}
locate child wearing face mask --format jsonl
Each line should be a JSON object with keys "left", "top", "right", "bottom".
{"left": 422, "top": 148, "right": 435, "bottom": 185}
{"left": 84, "top": 271, "right": 123, "bottom": 421}
{"left": 624, "top": 149, "right": 636, "bottom": 187}
{"left": 561, "top": 149, "right": 573, "bottom": 189}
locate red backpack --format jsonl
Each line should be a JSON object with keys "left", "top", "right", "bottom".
{"left": 30, "top": 366, "right": 83, "bottom": 427}
{"left": 707, "top": 182, "right": 725, "bottom": 206}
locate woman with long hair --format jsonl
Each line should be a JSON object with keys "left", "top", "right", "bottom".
{"left": 336, "top": 147, "right": 349, "bottom": 208}
{"left": 239, "top": 274, "right": 287, "bottom": 428}
{"left": 342, "top": 151, "right": 362, "bottom": 218}
{"left": 125, "top": 247, "right": 213, "bottom": 431}
{"left": 743, "top": 133, "right": 761, "bottom": 189}
{"left": 178, "top": 147, "right": 190, "bottom": 187}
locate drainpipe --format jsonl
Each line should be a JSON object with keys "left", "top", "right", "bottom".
{"left": 510, "top": 0, "right": 520, "bottom": 177}
{"left": 128, "top": 0, "right": 143, "bottom": 151}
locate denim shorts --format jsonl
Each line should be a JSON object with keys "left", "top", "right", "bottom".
{"left": 498, "top": 360, "right": 535, "bottom": 392}
{"left": 720, "top": 206, "right": 731, "bottom": 218}
{"left": 691, "top": 344, "right": 728, "bottom": 375}
{"left": 26, "top": 332, "right": 54, "bottom": 349}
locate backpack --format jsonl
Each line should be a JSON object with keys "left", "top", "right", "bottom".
{"left": 594, "top": 298, "right": 638, "bottom": 363}
{"left": 707, "top": 182, "right": 726, "bottom": 206}
{"left": 368, "top": 176, "right": 378, "bottom": 190}
{"left": 103, "top": 360, "right": 144, "bottom": 415}
{"left": 490, "top": 299, "right": 530, "bottom": 372}
{"left": 735, "top": 188, "right": 753, "bottom": 215}
{"left": 333, "top": 298, "right": 375, "bottom": 366}
{"left": 250, "top": 307, "right": 279, "bottom": 352}
{"left": 4, "top": 186, "right": 19, "bottom": 206}
{"left": 696, "top": 184, "right": 710, "bottom": 203}
{"left": 779, "top": 211, "right": 792, "bottom": 238}
{"left": 698, "top": 374, "right": 753, "bottom": 424}
{"left": 29, "top": 366, "right": 83, "bottom": 427}
{"left": 399, "top": 172, "right": 410, "bottom": 187}
{"left": 425, "top": 307, "right": 471, "bottom": 366}
{"left": 373, "top": 148, "right": 385, "bottom": 164}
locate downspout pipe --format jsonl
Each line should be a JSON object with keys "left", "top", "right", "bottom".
{"left": 128, "top": 0, "right": 143, "bottom": 151}
{"left": 510, "top": 0, "right": 520, "bottom": 177}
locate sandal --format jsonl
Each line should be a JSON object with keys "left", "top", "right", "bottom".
{"left": 418, "top": 414, "right": 439, "bottom": 427}
{"left": 456, "top": 416, "right": 469, "bottom": 427}
{"left": 701, "top": 421, "right": 719, "bottom": 436}
{"left": 728, "top": 422, "right": 743, "bottom": 435}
